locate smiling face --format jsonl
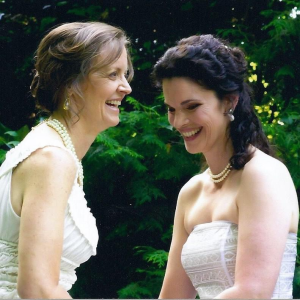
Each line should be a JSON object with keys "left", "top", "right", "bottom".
{"left": 163, "top": 77, "right": 231, "bottom": 155}
{"left": 72, "top": 46, "right": 132, "bottom": 134}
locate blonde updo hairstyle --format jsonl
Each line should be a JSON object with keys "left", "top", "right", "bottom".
{"left": 30, "top": 22, "right": 133, "bottom": 114}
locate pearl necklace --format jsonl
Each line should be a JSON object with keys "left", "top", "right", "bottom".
{"left": 46, "top": 118, "right": 84, "bottom": 187}
{"left": 208, "top": 162, "right": 232, "bottom": 183}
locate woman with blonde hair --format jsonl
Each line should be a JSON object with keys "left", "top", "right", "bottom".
{"left": 0, "top": 22, "right": 133, "bottom": 298}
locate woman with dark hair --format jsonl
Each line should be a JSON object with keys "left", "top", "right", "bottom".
{"left": 0, "top": 22, "right": 132, "bottom": 298}
{"left": 152, "top": 35, "right": 298, "bottom": 299}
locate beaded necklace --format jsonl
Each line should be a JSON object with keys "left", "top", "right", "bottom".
{"left": 46, "top": 118, "right": 84, "bottom": 187}
{"left": 208, "top": 162, "right": 232, "bottom": 183}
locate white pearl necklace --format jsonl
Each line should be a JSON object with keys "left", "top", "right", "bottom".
{"left": 46, "top": 118, "right": 84, "bottom": 187}
{"left": 208, "top": 162, "right": 232, "bottom": 183}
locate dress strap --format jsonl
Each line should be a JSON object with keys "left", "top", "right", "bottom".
{"left": 0, "top": 138, "right": 79, "bottom": 183}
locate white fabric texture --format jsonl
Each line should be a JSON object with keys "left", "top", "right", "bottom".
{"left": 181, "top": 220, "right": 297, "bottom": 299}
{"left": 0, "top": 136, "right": 98, "bottom": 298}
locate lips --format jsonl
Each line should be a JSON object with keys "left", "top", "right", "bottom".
{"left": 181, "top": 128, "right": 202, "bottom": 137}
{"left": 105, "top": 100, "right": 122, "bottom": 107}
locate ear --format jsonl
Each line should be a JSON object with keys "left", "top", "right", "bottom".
{"left": 66, "top": 86, "right": 73, "bottom": 97}
{"left": 224, "top": 94, "right": 239, "bottom": 111}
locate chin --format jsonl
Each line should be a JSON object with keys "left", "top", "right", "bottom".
{"left": 108, "top": 118, "right": 120, "bottom": 128}
{"left": 185, "top": 147, "right": 201, "bottom": 154}
{"left": 98, "top": 118, "right": 120, "bottom": 132}
{"left": 184, "top": 144, "right": 202, "bottom": 155}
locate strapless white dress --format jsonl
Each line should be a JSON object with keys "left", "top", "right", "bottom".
{"left": 181, "top": 221, "right": 297, "bottom": 299}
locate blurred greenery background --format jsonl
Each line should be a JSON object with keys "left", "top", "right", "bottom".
{"left": 0, "top": 0, "right": 299, "bottom": 298}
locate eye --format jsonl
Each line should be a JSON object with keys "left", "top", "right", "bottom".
{"left": 187, "top": 104, "right": 200, "bottom": 110}
{"left": 167, "top": 106, "right": 175, "bottom": 113}
{"left": 109, "top": 71, "right": 118, "bottom": 79}
{"left": 124, "top": 70, "right": 129, "bottom": 79}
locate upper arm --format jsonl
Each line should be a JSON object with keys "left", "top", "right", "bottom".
{"left": 159, "top": 185, "right": 197, "bottom": 299}
{"left": 233, "top": 160, "right": 295, "bottom": 298}
{"left": 17, "top": 147, "right": 77, "bottom": 297}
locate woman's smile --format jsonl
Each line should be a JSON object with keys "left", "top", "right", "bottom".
{"left": 180, "top": 128, "right": 202, "bottom": 141}
{"left": 105, "top": 98, "right": 123, "bottom": 111}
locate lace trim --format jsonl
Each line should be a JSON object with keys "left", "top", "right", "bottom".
{"left": 0, "top": 239, "right": 79, "bottom": 293}
{"left": 220, "top": 224, "right": 234, "bottom": 286}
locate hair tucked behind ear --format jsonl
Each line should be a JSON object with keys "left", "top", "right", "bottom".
{"left": 30, "top": 22, "right": 133, "bottom": 114}
{"left": 152, "top": 34, "right": 273, "bottom": 169}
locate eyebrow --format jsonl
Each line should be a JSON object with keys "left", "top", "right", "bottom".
{"left": 164, "top": 99, "right": 201, "bottom": 107}
{"left": 112, "top": 67, "right": 129, "bottom": 73}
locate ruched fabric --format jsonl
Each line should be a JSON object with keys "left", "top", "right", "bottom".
{"left": 181, "top": 221, "right": 297, "bottom": 299}
{"left": 0, "top": 137, "right": 98, "bottom": 298}
{"left": 0, "top": 240, "right": 18, "bottom": 299}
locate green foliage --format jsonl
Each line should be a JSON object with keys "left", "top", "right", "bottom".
{"left": 135, "top": 246, "right": 168, "bottom": 268}
{"left": 117, "top": 246, "right": 168, "bottom": 299}
{"left": 0, "top": 124, "right": 29, "bottom": 163}
{"left": 262, "top": 100, "right": 300, "bottom": 188}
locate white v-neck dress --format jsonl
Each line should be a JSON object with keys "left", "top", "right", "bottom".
{"left": 0, "top": 136, "right": 98, "bottom": 298}
{"left": 181, "top": 221, "right": 297, "bottom": 299}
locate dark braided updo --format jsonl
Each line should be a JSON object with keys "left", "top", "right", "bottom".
{"left": 152, "top": 34, "right": 273, "bottom": 169}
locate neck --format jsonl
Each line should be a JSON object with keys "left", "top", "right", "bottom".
{"left": 50, "top": 113, "right": 97, "bottom": 160}
{"left": 203, "top": 139, "right": 234, "bottom": 175}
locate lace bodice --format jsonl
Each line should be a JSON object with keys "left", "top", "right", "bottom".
{"left": 181, "top": 221, "right": 297, "bottom": 299}
{"left": 0, "top": 136, "right": 99, "bottom": 298}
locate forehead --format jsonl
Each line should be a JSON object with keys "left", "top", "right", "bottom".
{"left": 162, "top": 77, "right": 214, "bottom": 103}
{"left": 108, "top": 46, "right": 128, "bottom": 66}
{"left": 93, "top": 46, "right": 128, "bottom": 71}
{"left": 163, "top": 77, "right": 199, "bottom": 90}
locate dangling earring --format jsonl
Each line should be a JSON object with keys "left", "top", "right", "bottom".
{"left": 228, "top": 108, "right": 234, "bottom": 121}
{"left": 224, "top": 108, "right": 235, "bottom": 121}
{"left": 63, "top": 96, "right": 70, "bottom": 110}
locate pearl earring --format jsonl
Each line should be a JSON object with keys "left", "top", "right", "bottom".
{"left": 224, "top": 108, "right": 235, "bottom": 122}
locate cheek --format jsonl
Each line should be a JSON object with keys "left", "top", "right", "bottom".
{"left": 190, "top": 110, "right": 205, "bottom": 123}
{"left": 168, "top": 113, "right": 174, "bottom": 125}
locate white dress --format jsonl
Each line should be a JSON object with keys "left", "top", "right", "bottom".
{"left": 0, "top": 136, "right": 99, "bottom": 298}
{"left": 181, "top": 221, "right": 297, "bottom": 299}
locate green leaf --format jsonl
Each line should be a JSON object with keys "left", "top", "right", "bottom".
{"left": 0, "top": 149, "right": 7, "bottom": 164}
{"left": 117, "top": 282, "right": 152, "bottom": 299}
{"left": 40, "top": 17, "right": 57, "bottom": 32}
{"left": 275, "top": 65, "right": 295, "bottom": 78}
{"left": 143, "top": 41, "right": 151, "bottom": 51}
{"left": 181, "top": 1, "right": 193, "bottom": 11}
{"left": 67, "top": 8, "right": 87, "bottom": 16}
{"left": 138, "top": 61, "right": 152, "bottom": 70}
{"left": 5, "top": 131, "right": 18, "bottom": 137}
{"left": 57, "top": 1, "right": 67, "bottom": 6}
{"left": 134, "top": 246, "right": 168, "bottom": 268}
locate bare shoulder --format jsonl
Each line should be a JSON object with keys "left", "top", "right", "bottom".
{"left": 241, "top": 148, "right": 293, "bottom": 186}
{"left": 177, "top": 172, "right": 205, "bottom": 206}
{"left": 25, "top": 146, "right": 76, "bottom": 171}
{"left": 239, "top": 148, "right": 298, "bottom": 216}
{"left": 18, "top": 145, "right": 77, "bottom": 187}
{"left": 20, "top": 124, "right": 76, "bottom": 174}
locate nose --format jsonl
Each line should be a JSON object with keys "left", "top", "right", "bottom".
{"left": 119, "top": 77, "right": 132, "bottom": 95}
{"left": 169, "top": 110, "right": 189, "bottom": 129}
